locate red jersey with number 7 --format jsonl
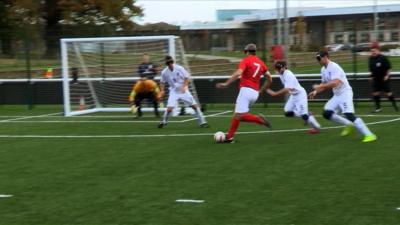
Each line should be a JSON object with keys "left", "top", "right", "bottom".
{"left": 238, "top": 55, "right": 267, "bottom": 91}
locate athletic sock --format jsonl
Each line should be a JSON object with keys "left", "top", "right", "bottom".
{"left": 194, "top": 107, "right": 206, "bottom": 125}
{"left": 331, "top": 113, "right": 352, "bottom": 126}
{"left": 226, "top": 118, "right": 240, "bottom": 140}
{"left": 353, "top": 118, "right": 373, "bottom": 136}
{"left": 388, "top": 95, "right": 398, "bottom": 110}
{"left": 373, "top": 95, "right": 381, "bottom": 109}
{"left": 240, "top": 113, "right": 264, "bottom": 125}
{"left": 307, "top": 114, "right": 321, "bottom": 129}
{"left": 161, "top": 110, "right": 171, "bottom": 124}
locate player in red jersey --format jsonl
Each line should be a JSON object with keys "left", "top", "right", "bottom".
{"left": 216, "top": 44, "right": 272, "bottom": 143}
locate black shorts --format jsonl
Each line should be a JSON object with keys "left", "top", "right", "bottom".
{"left": 372, "top": 80, "right": 391, "bottom": 93}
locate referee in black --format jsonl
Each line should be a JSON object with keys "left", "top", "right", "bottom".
{"left": 368, "top": 42, "right": 398, "bottom": 112}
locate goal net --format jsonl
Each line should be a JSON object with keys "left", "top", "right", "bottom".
{"left": 60, "top": 35, "right": 200, "bottom": 116}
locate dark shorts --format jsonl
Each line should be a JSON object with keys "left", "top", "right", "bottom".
{"left": 135, "top": 92, "right": 158, "bottom": 103}
{"left": 372, "top": 80, "right": 391, "bottom": 93}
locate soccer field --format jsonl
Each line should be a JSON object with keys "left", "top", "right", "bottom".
{"left": 0, "top": 103, "right": 400, "bottom": 225}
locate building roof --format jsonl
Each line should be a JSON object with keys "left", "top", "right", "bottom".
{"left": 180, "top": 4, "right": 400, "bottom": 31}
{"left": 241, "top": 4, "right": 400, "bottom": 22}
{"left": 180, "top": 21, "right": 250, "bottom": 30}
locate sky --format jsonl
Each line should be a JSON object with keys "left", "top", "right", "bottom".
{"left": 135, "top": 0, "right": 400, "bottom": 24}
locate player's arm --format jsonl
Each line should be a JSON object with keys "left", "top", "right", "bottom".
{"left": 384, "top": 69, "right": 390, "bottom": 81}
{"left": 314, "top": 79, "right": 341, "bottom": 91}
{"left": 383, "top": 57, "right": 391, "bottom": 81}
{"left": 180, "top": 77, "right": 190, "bottom": 93}
{"left": 179, "top": 67, "right": 191, "bottom": 93}
{"left": 266, "top": 88, "right": 289, "bottom": 97}
{"left": 128, "top": 90, "right": 136, "bottom": 104}
{"left": 259, "top": 71, "right": 273, "bottom": 94}
{"left": 159, "top": 82, "right": 165, "bottom": 98}
{"left": 216, "top": 69, "right": 243, "bottom": 88}
{"left": 308, "top": 79, "right": 341, "bottom": 99}
{"left": 159, "top": 73, "right": 166, "bottom": 98}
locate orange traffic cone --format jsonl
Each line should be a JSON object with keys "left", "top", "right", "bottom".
{"left": 78, "top": 96, "right": 86, "bottom": 110}
{"left": 44, "top": 68, "right": 53, "bottom": 78}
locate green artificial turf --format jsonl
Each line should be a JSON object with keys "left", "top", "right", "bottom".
{"left": 0, "top": 104, "right": 399, "bottom": 225}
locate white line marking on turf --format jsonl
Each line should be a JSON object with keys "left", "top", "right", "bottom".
{"left": 1, "top": 120, "right": 181, "bottom": 123}
{"left": 176, "top": 199, "right": 204, "bottom": 203}
{"left": 180, "top": 110, "right": 232, "bottom": 123}
{"left": 0, "top": 112, "right": 62, "bottom": 122}
{"left": 0, "top": 114, "right": 397, "bottom": 122}
{"left": 0, "top": 117, "right": 398, "bottom": 138}
{"left": 0, "top": 194, "right": 13, "bottom": 198}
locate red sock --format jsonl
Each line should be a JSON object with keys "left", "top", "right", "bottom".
{"left": 240, "top": 113, "right": 263, "bottom": 125}
{"left": 226, "top": 117, "right": 240, "bottom": 140}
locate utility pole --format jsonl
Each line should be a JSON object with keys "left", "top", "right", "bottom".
{"left": 277, "top": 0, "right": 282, "bottom": 45}
{"left": 373, "top": 0, "right": 379, "bottom": 42}
{"left": 283, "top": 0, "right": 289, "bottom": 60}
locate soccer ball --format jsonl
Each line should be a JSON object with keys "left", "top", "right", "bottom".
{"left": 214, "top": 131, "right": 226, "bottom": 143}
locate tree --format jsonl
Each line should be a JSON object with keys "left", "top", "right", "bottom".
{"left": 0, "top": 0, "right": 43, "bottom": 56}
{"left": 1, "top": 0, "right": 143, "bottom": 57}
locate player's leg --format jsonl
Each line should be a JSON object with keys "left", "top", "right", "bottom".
{"left": 225, "top": 88, "right": 270, "bottom": 142}
{"left": 236, "top": 88, "right": 270, "bottom": 126}
{"left": 383, "top": 81, "right": 398, "bottom": 111}
{"left": 323, "top": 96, "right": 353, "bottom": 126}
{"left": 180, "top": 91, "right": 208, "bottom": 127}
{"left": 158, "top": 93, "right": 178, "bottom": 128}
{"left": 371, "top": 80, "right": 382, "bottom": 112}
{"left": 150, "top": 92, "right": 160, "bottom": 117}
{"left": 190, "top": 104, "right": 208, "bottom": 127}
{"left": 283, "top": 95, "right": 296, "bottom": 118}
{"left": 295, "top": 93, "right": 321, "bottom": 131}
{"left": 341, "top": 92, "right": 376, "bottom": 142}
{"left": 134, "top": 94, "right": 143, "bottom": 117}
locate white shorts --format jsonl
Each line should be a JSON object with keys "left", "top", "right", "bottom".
{"left": 167, "top": 91, "right": 197, "bottom": 108}
{"left": 324, "top": 90, "right": 354, "bottom": 113}
{"left": 234, "top": 87, "right": 259, "bottom": 113}
{"left": 284, "top": 91, "right": 308, "bottom": 116}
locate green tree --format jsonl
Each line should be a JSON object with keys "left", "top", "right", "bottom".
{"left": 1, "top": 0, "right": 143, "bottom": 57}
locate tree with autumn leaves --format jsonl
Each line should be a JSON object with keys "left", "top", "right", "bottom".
{"left": 0, "top": 0, "right": 143, "bottom": 56}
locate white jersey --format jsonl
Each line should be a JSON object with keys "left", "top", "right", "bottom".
{"left": 320, "top": 61, "right": 352, "bottom": 96}
{"left": 279, "top": 69, "right": 305, "bottom": 95}
{"left": 160, "top": 64, "right": 190, "bottom": 94}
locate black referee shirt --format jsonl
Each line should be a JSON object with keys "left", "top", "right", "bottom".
{"left": 368, "top": 54, "right": 391, "bottom": 81}
{"left": 138, "top": 62, "right": 157, "bottom": 79}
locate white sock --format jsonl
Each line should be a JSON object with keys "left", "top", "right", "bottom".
{"left": 307, "top": 114, "right": 321, "bottom": 129}
{"left": 353, "top": 118, "right": 373, "bottom": 136}
{"left": 194, "top": 107, "right": 206, "bottom": 125}
{"left": 162, "top": 110, "right": 170, "bottom": 123}
{"left": 331, "top": 114, "right": 352, "bottom": 126}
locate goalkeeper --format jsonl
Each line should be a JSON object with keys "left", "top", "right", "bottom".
{"left": 129, "top": 78, "right": 161, "bottom": 117}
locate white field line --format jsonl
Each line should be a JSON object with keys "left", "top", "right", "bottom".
{"left": 176, "top": 199, "right": 204, "bottom": 203}
{"left": 0, "top": 194, "right": 13, "bottom": 198}
{"left": 180, "top": 110, "right": 232, "bottom": 123}
{"left": 0, "top": 112, "right": 62, "bottom": 122}
{"left": 0, "top": 113, "right": 398, "bottom": 119}
{"left": 0, "top": 113, "right": 398, "bottom": 123}
{"left": 2, "top": 120, "right": 180, "bottom": 123}
{"left": 0, "top": 117, "right": 398, "bottom": 138}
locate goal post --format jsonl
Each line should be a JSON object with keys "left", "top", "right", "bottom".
{"left": 60, "top": 35, "right": 199, "bottom": 116}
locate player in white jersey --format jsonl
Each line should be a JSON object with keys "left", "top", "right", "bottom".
{"left": 308, "top": 50, "right": 377, "bottom": 142}
{"left": 158, "top": 56, "right": 208, "bottom": 128}
{"left": 266, "top": 61, "right": 321, "bottom": 134}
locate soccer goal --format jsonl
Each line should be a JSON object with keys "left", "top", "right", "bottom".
{"left": 60, "top": 35, "right": 200, "bottom": 116}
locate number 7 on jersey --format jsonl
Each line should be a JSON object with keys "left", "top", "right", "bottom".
{"left": 252, "top": 62, "right": 261, "bottom": 77}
